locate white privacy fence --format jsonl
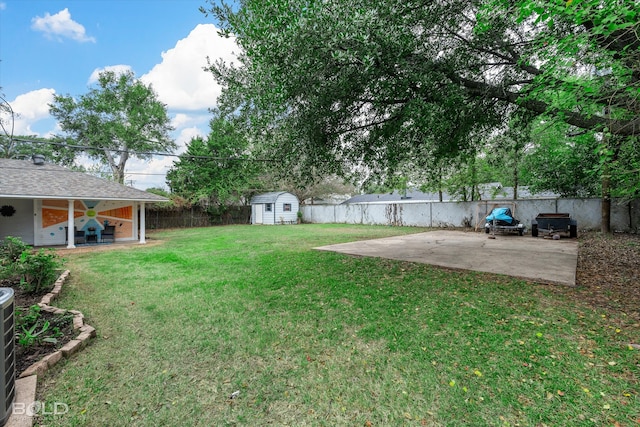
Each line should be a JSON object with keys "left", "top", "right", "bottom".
{"left": 301, "top": 198, "right": 640, "bottom": 232}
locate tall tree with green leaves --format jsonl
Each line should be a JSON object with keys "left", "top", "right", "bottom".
{"left": 205, "top": 0, "right": 502, "bottom": 182}
{"left": 49, "top": 70, "right": 175, "bottom": 184}
{"left": 2, "top": 91, "right": 78, "bottom": 165}
{"left": 520, "top": 120, "right": 601, "bottom": 198}
{"left": 483, "top": 113, "right": 538, "bottom": 200}
{"left": 0, "top": 93, "right": 15, "bottom": 148}
{"left": 166, "top": 116, "right": 259, "bottom": 209}
{"left": 204, "top": 0, "right": 639, "bottom": 229}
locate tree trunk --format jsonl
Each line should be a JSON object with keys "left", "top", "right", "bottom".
{"left": 513, "top": 166, "right": 519, "bottom": 200}
{"left": 601, "top": 171, "right": 611, "bottom": 233}
{"left": 600, "top": 129, "right": 619, "bottom": 234}
{"left": 438, "top": 167, "right": 443, "bottom": 202}
{"left": 112, "top": 167, "right": 125, "bottom": 184}
{"left": 104, "top": 148, "right": 127, "bottom": 184}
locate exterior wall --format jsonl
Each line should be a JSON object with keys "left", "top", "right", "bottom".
{"left": 0, "top": 198, "right": 35, "bottom": 244}
{"left": 252, "top": 203, "right": 273, "bottom": 225}
{"left": 301, "top": 198, "right": 640, "bottom": 232}
{"left": 251, "top": 204, "right": 259, "bottom": 225}
{"left": 252, "top": 193, "right": 300, "bottom": 225}
{"left": 35, "top": 199, "right": 137, "bottom": 246}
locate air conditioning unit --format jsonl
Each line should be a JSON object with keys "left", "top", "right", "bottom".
{"left": 0, "top": 288, "right": 15, "bottom": 425}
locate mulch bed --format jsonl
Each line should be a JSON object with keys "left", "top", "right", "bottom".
{"left": 3, "top": 283, "right": 79, "bottom": 376}
{"left": 541, "top": 231, "right": 640, "bottom": 340}
{"left": 574, "top": 231, "right": 640, "bottom": 319}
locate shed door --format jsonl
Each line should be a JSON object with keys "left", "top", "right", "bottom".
{"left": 255, "top": 205, "right": 263, "bottom": 224}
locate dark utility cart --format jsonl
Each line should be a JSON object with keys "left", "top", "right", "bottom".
{"left": 531, "top": 213, "right": 577, "bottom": 238}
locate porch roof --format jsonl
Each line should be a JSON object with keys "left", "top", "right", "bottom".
{"left": 0, "top": 158, "right": 168, "bottom": 202}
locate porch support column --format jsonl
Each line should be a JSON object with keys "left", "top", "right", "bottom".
{"left": 67, "top": 199, "right": 75, "bottom": 249}
{"left": 139, "top": 202, "right": 146, "bottom": 244}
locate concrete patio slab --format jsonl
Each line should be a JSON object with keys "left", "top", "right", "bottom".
{"left": 315, "top": 230, "right": 578, "bottom": 286}
{"left": 6, "top": 375, "right": 37, "bottom": 427}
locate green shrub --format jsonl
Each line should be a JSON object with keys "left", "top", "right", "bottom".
{"left": 0, "top": 236, "right": 30, "bottom": 265}
{"left": 17, "top": 249, "right": 63, "bottom": 295}
{"left": 0, "top": 236, "right": 31, "bottom": 281}
{"left": 0, "top": 236, "right": 64, "bottom": 293}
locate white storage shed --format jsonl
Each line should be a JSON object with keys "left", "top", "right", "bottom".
{"left": 250, "top": 192, "right": 299, "bottom": 225}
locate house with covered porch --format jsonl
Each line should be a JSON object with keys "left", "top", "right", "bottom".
{"left": 0, "top": 157, "right": 168, "bottom": 248}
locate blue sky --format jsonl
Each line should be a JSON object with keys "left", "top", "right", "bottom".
{"left": 0, "top": 0, "right": 238, "bottom": 189}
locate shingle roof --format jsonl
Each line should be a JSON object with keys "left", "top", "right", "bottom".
{"left": 250, "top": 191, "right": 290, "bottom": 204}
{"left": 0, "top": 158, "right": 168, "bottom": 202}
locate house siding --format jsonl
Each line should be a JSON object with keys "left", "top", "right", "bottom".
{"left": 0, "top": 199, "right": 35, "bottom": 244}
{"left": 273, "top": 193, "right": 299, "bottom": 224}
{"left": 251, "top": 192, "right": 299, "bottom": 225}
{"left": 34, "top": 199, "right": 137, "bottom": 246}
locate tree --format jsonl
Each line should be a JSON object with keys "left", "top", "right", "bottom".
{"left": 0, "top": 135, "right": 77, "bottom": 166}
{"left": 268, "top": 174, "right": 356, "bottom": 205}
{"left": 205, "top": 0, "right": 502, "bottom": 181}
{"left": 206, "top": 0, "right": 638, "bottom": 143}
{"left": 521, "top": 120, "right": 601, "bottom": 198}
{"left": 166, "top": 116, "right": 259, "bottom": 209}
{"left": 49, "top": 70, "right": 175, "bottom": 184}
{"left": 0, "top": 93, "right": 15, "bottom": 149}
{"left": 204, "top": 0, "right": 639, "bottom": 228}
{"left": 2, "top": 92, "right": 78, "bottom": 165}
{"left": 483, "top": 113, "right": 538, "bottom": 200}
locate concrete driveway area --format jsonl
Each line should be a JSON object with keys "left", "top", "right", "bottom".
{"left": 315, "top": 230, "right": 579, "bottom": 286}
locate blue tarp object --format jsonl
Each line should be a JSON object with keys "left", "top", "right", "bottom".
{"left": 486, "top": 207, "right": 517, "bottom": 225}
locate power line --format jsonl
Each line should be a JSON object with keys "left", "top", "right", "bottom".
{"left": 11, "top": 137, "right": 277, "bottom": 162}
{"left": 0, "top": 164, "right": 165, "bottom": 176}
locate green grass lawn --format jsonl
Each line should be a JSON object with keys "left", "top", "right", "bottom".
{"left": 37, "top": 224, "right": 638, "bottom": 426}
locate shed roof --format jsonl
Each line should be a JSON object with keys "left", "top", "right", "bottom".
{"left": 250, "top": 191, "right": 296, "bottom": 204}
{"left": 0, "top": 158, "right": 168, "bottom": 202}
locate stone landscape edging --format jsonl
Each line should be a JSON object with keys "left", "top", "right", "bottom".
{"left": 18, "top": 269, "right": 96, "bottom": 378}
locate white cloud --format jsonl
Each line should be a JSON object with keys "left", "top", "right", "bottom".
{"left": 126, "top": 156, "right": 176, "bottom": 190}
{"left": 88, "top": 65, "right": 134, "bottom": 85}
{"left": 6, "top": 22, "right": 239, "bottom": 190}
{"left": 1, "top": 89, "right": 57, "bottom": 136}
{"left": 172, "top": 113, "right": 210, "bottom": 135}
{"left": 31, "top": 8, "right": 96, "bottom": 43}
{"left": 172, "top": 113, "right": 198, "bottom": 130}
{"left": 175, "top": 126, "right": 206, "bottom": 150}
{"left": 124, "top": 126, "right": 208, "bottom": 190}
{"left": 141, "top": 24, "right": 238, "bottom": 111}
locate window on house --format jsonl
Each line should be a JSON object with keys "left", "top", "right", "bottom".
{"left": 265, "top": 203, "right": 272, "bottom": 212}
{"left": 283, "top": 203, "right": 292, "bottom": 212}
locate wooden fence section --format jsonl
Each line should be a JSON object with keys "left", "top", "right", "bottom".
{"left": 146, "top": 206, "right": 251, "bottom": 230}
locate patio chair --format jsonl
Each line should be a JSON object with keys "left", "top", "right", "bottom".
{"left": 101, "top": 225, "right": 116, "bottom": 243}
{"left": 64, "top": 227, "right": 86, "bottom": 245}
